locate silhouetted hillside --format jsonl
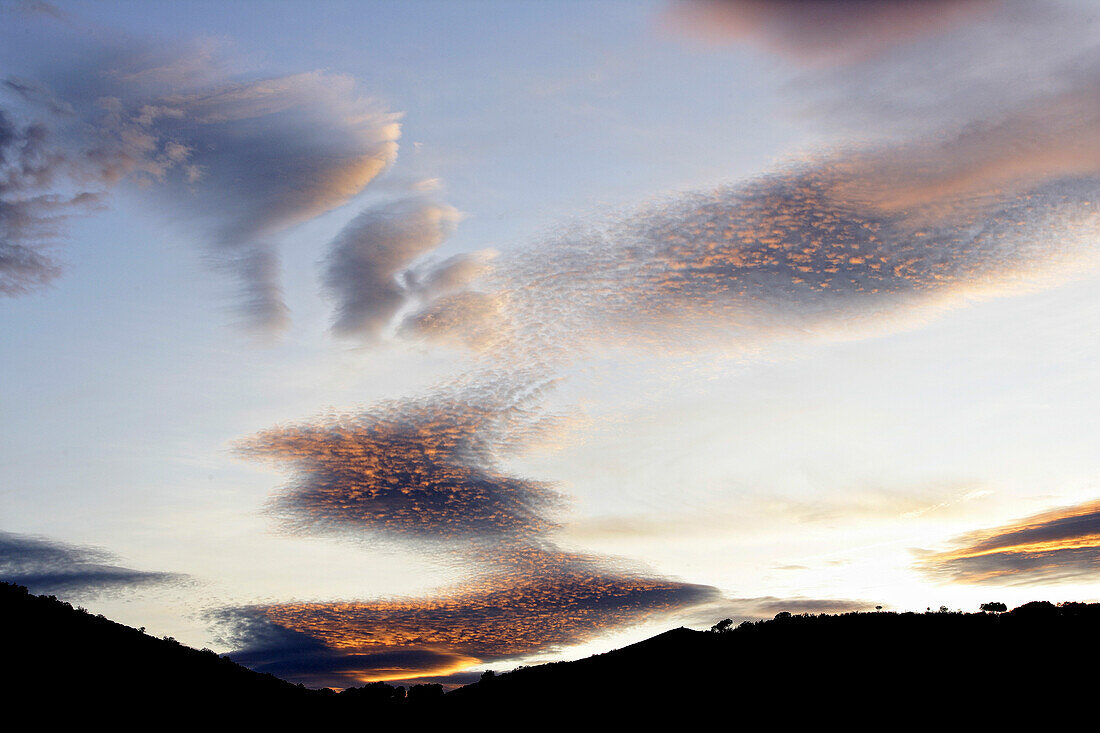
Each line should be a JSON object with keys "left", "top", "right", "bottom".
{"left": 448, "top": 601, "right": 1100, "bottom": 721}
{"left": 6, "top": 581, "right": 1097, "bottom": 723}
{"left": 0, "top": 582, "right": 433, "bottom": 723}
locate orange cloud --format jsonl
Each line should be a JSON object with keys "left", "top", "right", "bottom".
{"left": 237, "top": 387, "right": 563, "bottom": 545}
{"left": 918, "top": 499, "right": 1100, "bottom": 584}
{"left": 224, "top": 554, "right": 717, "bottom": 686}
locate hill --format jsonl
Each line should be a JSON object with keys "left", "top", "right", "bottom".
{"left": 0, "top": 582, "right": 430, "bottom": 723}
{"left": 448, "top": 601, "right": 1100, "bottom": 721}
{"left": 5, "top": 581, "right": 1097, "bottom": 723}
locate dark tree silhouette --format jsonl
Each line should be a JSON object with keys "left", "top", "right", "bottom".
{"left": 980, "top": 601, "right": 1008, "bottom": 613}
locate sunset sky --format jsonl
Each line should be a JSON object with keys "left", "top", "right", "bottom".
{"left": 2, "top": 0, "right": 1099, "bottom": 688}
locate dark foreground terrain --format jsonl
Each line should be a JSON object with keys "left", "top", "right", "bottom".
{"left": 4, "top": 581, "right": 1097, "bottom": 723}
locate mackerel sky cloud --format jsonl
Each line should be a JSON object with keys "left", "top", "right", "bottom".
{"left": 405, "top": 134, "right": 1098, "bottom": 363}
{"left": 391, "top": 7, "right": 1100, "bottom": 363}
{"left": 237, "top": 383, "right": 564, "bottom": 546}
{"left": 231, "top": 380, "right": 724, "bottom": 683}
{"left": 222, "top": 562, "right": 717, "bottom": 687}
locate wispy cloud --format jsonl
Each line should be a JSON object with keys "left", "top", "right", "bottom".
{"left": 2, "top": 38, "right": 399, "bottom": 329}
{"left": 918, "top": 499, "right": 1100, "bottom": 585}
{"left": 0, "top": 531, "right": 184, "bottom": 599}
{"left": 680, "top": 595, "right": 872, "bottom": 628}
{"left": 660, "top": 0, "right": 998, "bottom": 65}
{"left": 565, "top": 484, "right": 993, "bottom": 542}
{"left": 0, "top": 108, "right": 105, "bottom": 295}
{"left": 323, "top": 196, "right": 461, "bottom": 339}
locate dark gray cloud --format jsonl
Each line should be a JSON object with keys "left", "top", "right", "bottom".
{"left": 213, "top": 608, "right": 476, "bottom": 689}
{"left": 0, "top": 1, "right": 66, "bottom": 20}
{"left": 323, "top": 197, "right": 460, "bottom": 338}
{"left": 2, "top": 39, "right": 399, "bottom": 329}
{"left": 0, "top": 530, "right": 183, "bottom": 599}
{"left": 0, "top": 108, "right": 104, "bottom": 294}
{"left": 681, "top": 595, "right": 872, "bottom": 627}
{"left": 662, "top": 0, "right": 1000, "bottom": 65}
{"left": 918, "top": 499, "right": 1100, "bottom": 585}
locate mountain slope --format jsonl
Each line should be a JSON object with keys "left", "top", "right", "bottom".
{"left": 1, "top": 582, "right": 414, "bottom": 722}
{"left": 446, "top": 601, "right": 1100, "bottom": 720}
{"left": 6, "top": 581, "right": 1097, "bottom": 723}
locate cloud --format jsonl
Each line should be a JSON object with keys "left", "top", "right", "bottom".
{"left": 397, "top": 4, "right": 1098, "bottom": 364}
{"left": 565, "top": 485, "right": 992, "bottom": 542}
{"left": 229, "top": 0, "right": 1099, "bottom": 687}
{"left": 235, "top": 86, "right": 1100, "bottom": 679}
{"left": 661, "top": 0, "right": 999, "bottom": 65}
{"left": 405, "top": 250, "right": 496, "bottom": 301}
{"left": 237, "top": 381, "right": 566, "bottom": 547}
{"left": 0, "top": 108, "right": 106, "bottom": 295}
{"left": 0, "top": 531, "right": 183, "bottom": 599}
{"left": 400, "top": 290, "right": 506, "bottom": 352}
{"left": 232, "top": 376, "right": 720, "bottom": 685}
{"left": 212, "top": 608, "right": 479, "bottom": 689}
{"left": 3, "top": 38, "right": 400, "bottom": 329}
{"left": 918, "top": 499, "right": 1100, "bottom": 585}
{"left": 323, "top": 197, "right": 461, "bottom": 338}
{"left": 407, "top": 134, "right": 1098, "bottom": 361}
{"left": 219, "top": 556, "right": 717, "bottom": 687}
{"left": 1, "top": 1, "right": 67, "bottom": 21}
{"left": 680, "top": 595, "right": 872, "bottom": 627}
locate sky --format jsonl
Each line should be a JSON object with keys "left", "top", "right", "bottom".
{"left": 1, "top": 0, "right": 1099, "bottom": 688}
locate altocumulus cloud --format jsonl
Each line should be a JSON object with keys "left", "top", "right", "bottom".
{"left": 236, "top": 379, "right": 566, "bottom": 549}
{"left": 227, "top": 377, "right": 721, "bottom": 685}
{"left": 406, "top": 5, "right": 1100, "bottom": 364}
{"left": 918, "top": 499, "right": 1100, "bottom": 585}
{"left": 226, "top": 0, "right": 1100, "bottom": 687}
{"left": 218, "top": 554, "right": 717, "bottom": 688}
{"left": 404, "top": 133, "right": 1098, "bottom": 362}
{"left": 0, "top": 530, "right": 183, "bottom": 599}
{"left": 1, "top": 36, "right": 399, "bottom": 330}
